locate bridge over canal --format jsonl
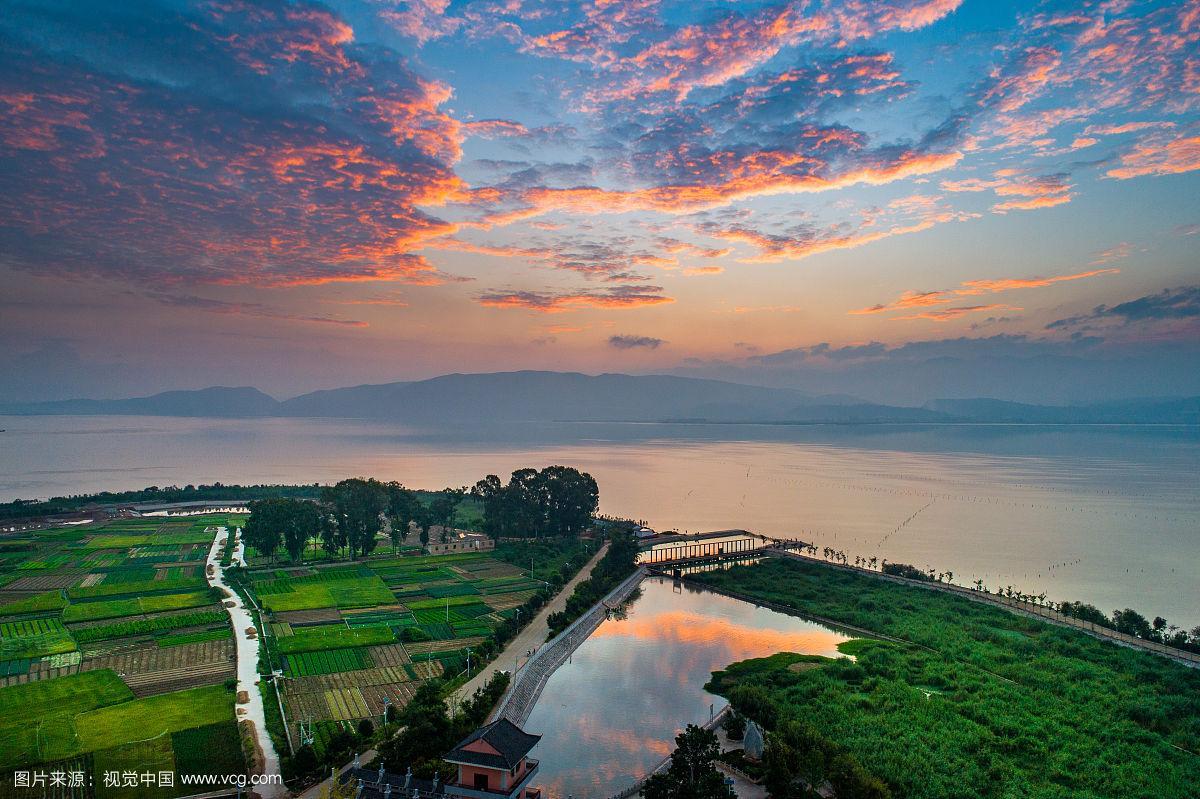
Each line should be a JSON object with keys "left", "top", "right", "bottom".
{"left": 637, "top": 529, "right": 802, "bottom": 569}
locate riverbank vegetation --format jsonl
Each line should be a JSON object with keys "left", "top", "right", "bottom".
{"left": 546, "top": 524, "right": 638, "bottom": 637}
{"left": 642, "top": 724, "right": 734, "bottom": 799}
{"left": 697, "top": 558, "right": 1200, "bottom": 799}
{"left": 796, "top": 544, "right": 1200, "bottom": 656}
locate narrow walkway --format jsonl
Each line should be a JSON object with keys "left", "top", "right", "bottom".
{"left": 206, "top": 526, "right": 286, "bottom": 796}
{"left": 493, "top": 567, "right": 646, "bottom": 727}
{"left": 454, "top": 543, "right": 609, "bottom": 703}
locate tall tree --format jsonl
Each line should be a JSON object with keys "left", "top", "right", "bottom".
{"left": 386, "top": 482, "right": 418, "bottom": 552}
{"left": 641, "top": 724, "right": 734, "bottom": 799}
{"left": 283, "top": 499, "right": 321, "bottom": 562}
{"left": 244, "top": 498, "right": 286, "bottom": 561}
{"left": 471, "top": 474, "right": 509, "bottom": 540}
{"left": 320, "top": 478, "right": 389, "bottom": 559}
{"left": 429, "top": 487, "right": 466, "bottom": 542}
{"left": 539, "top": 465, "right": 599, "bottom": 536}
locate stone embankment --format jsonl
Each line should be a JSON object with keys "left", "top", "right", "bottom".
{"left": 492, "top": 567, "right": 646, "bottom": 727}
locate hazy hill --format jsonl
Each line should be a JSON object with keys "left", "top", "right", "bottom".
{"left": 2, "top": 372, "right": 1195, "bottom": 424}
{"left": 278, "top": 371, "right": 819, "bottom": 422}
{"left": 0, "top": 386, "right": 279, "bottom": 417}
{"left": 927, "top": 397, "right": 1200, "bottom": 424}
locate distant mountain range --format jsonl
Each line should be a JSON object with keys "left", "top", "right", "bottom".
{"left": 1, "top": 372, "right": 1196, "bottom": 424}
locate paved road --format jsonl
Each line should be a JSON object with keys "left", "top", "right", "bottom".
{"left": 206, "top": 526, "right": 285, "bottom": 798}
{"left": 452, "top": 543, "right": 609, "bottom": 704}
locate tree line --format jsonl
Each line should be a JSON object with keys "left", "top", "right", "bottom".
{"left": 242, "top": 466, "right": 600, "bottom": 562}
{"left": 471, "top": 466, "right": 599, "bottom": 539}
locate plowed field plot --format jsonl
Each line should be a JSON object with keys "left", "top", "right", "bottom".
{"left": 365, "top": 643, "right": 412, "bottom": 668}
{"left": 404, "top": 636, "right": 485, "bottom": 655}
{"left": 81, "top": 639, "right": 235, "bottom": 696}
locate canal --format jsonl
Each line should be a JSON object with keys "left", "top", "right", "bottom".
{"left": 522, "top": 575, "right": 852, "bottom": 798}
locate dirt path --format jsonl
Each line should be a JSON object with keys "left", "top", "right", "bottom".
{"left": 206, "top": 526, "right": 286, "bottom": 797}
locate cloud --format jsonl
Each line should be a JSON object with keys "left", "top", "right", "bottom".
{"left": 990, "top": 172, "right": 1072, "bottom": 213}
{"left": 1048, "top": 286, "right": 1200, "bottom": 330}
{"left": 1107, "top": 135, "right": 1200, "bottom": 179}
{"left": 851, "top": 268, "right": 1119, "bottom": 315}
{"left": 608, "top": 334, "right": 665, "bottom": 349}
{"left": 477, "top": 285, "right": 674, "bottom": 312}
{"left": 893, "top": 303, "right": 1019, "bottom": 321}
{"left": 141, "top": 292, "right": 368, "bottom": 327}
{"left": 1090, "top": 242, "right": 1133, "bottom": 265}
{"left": 379, "top": 0, "right": 462, "bottom": 45}
{"left": 427, "top": 235, "right": 674, "bottom": 281}
{"left": 0, "top": 0, "right": 469, "bottom": 287}
{"left": 697, "top": 195, "right": 975, "bottom": 264}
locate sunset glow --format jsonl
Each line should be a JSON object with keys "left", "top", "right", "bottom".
{"left": 1, "top": 0, "right": 1197, "bottom": 399}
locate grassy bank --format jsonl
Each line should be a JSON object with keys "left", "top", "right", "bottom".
{"left": 696, "top": 557, "right": 1200, "bottom": 799}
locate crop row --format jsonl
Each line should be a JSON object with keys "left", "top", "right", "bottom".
{"left": 72, "top": 609, "right": 226, "bottom": 643}
{"left": 284, "top": 647, "right": 372, "bottom": 677}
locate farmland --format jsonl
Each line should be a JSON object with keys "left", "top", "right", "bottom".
{"left": 241, "top": 539, "right": 584, "bottom": 758}
{"left": 0, "top": 500, "right": 595, "bottom": 789}
{"left": 0, "top": 513, "right": 247, "bottom": 794}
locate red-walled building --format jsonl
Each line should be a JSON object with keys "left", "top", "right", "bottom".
{"left": 444, "top": 718, "right": 542, "bottom": 799}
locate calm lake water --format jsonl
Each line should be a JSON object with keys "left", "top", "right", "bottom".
{"left": 1, "top": 415, "right": 1197, "bottom": 621}
{"left": 523, "top": 576, "right": 850, "bottom": 798}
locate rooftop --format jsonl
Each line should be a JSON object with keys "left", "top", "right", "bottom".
{"left": 445, "top": 718, "right": 541, "bottom": 771}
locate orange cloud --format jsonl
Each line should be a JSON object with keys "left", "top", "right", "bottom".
{"left": 1084, "top": 121, "right": 1175, "bottom": 136}
{"left": 1107, "top": 135, "right": 1200, "bottom": 179}
{"left": 893, "top": 303, "right": 1019, "bottom": 321}
{"left": 956, "top": 268, "right": 1119, "bottom": 294}
{"left": 851, "top": 267, "right": 1119, "bottom": 316}
{"left": 477, "top": 286, "right": 674, "bottom": 313}
{"left": 1089, "top": 243, "right": 1133, "bottom": 265}
{"left": 992, "top": 193, "right": 1072, "bottom": 212}
{"left": 682, "top": 265, "right": 723, "bottom": 276}
{"left": 487, "top": 150, "right": 963, "bottom": 223}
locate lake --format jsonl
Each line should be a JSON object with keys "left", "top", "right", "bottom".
{"left": 522, "top": 575, "right": 851, "bottom": 798}
{"left": 0, "top": 415, "right": 1197, "bottom": 622}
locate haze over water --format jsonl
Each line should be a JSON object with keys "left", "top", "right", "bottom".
{"left": 1, "top": 415, "right": 1197, "bottom": 622}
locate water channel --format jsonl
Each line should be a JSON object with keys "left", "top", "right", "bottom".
{"left": 522, "top": 575, "right": 852, "bottom": 799}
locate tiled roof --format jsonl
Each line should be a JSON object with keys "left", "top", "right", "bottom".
{"left": 445, "top": 719, "right": 541, "bottom": 770}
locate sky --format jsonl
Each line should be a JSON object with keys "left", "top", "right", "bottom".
{"left": 1, "top": 0, "right": 1198, "bottom": 403}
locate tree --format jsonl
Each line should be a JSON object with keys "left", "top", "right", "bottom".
{"left": 722, "top": 710, "right": 746, "bottom": 741}
{"left": 471, "top": 474, "right": 509, "bottom": 539}
{"left": 283, "top": 500, "right": 321, "bottom": 562}
{"left": 243, "top": 499, "right": 286, "bottom": 562}
{"left": 320, "top": 478, "right": 389, "bottom": 559}
{"left": 641, "top": 725, "right": 733, "bottom": 799}
{"left": 1112, "top": 608, "right": 1153, "bottom": 639}
{"left": 378, "top": 681, "right": 453, "bottom": 772}
{"left": 539, "top": 466, "right": 599, "bottom": 536}
{"left": 386, "top": 482, "right": 418, "bottom": 552}
{"left": 430, "top": 487, "right": 466, "bottom": 541}
{"left": 475, "top": 467, "right": 599, "bottom": 540}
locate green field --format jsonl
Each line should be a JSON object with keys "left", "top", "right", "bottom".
{"left": 245, "top": 538, "right": 584, "bottom": 744}
{"left": 0, "top": 513, "right": 246, "bottom": 786}
{"left": 696, "top": 558, "right": 1200, "bottom": 799}
{"left": 275, "top": 623, "right": 395, "bottom": 654}
{"left": 0, "top": 617, "right": 77, "bottom": 659}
